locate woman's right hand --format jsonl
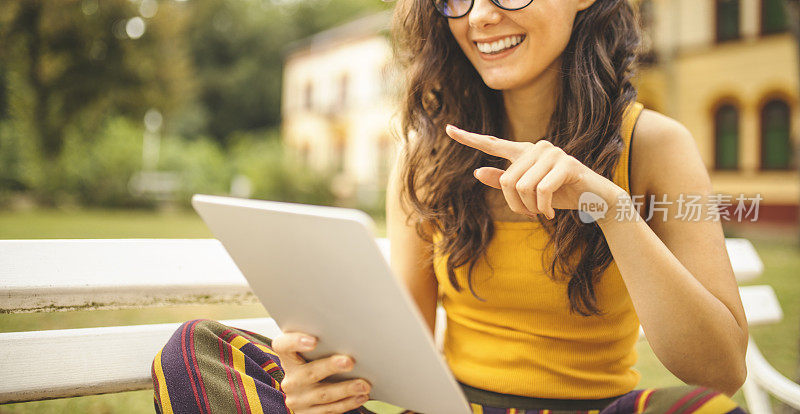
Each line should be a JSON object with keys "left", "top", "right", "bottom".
{"left": 272, "top": 332, "right": 372, "bottom": 414}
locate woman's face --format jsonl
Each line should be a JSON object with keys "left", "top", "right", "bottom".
{"left": 447, "top": 0, "right": 596, "bottom": 91}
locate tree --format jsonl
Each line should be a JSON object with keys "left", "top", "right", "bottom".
{"left": 0, "top": 0, "right": 192, "bottom": 160}
{"left": 0, "top": 68, "right": 7, "bottom": 120}
{"left": 178, "top": 0, "right": 391, "bottom": 144}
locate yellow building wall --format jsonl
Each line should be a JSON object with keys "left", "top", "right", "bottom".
{"left": 636, "top": 34, "right": 799, "bottom": 208}
{"left": 282, "top": 34, "right": 398, "bottom": 203}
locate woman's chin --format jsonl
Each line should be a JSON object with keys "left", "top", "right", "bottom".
{"left": 480, "top": 75, "right": 523, "bottom": 91}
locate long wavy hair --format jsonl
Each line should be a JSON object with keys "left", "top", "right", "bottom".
{"left": 391, "top": 0, "right": 642, "bottom": 316}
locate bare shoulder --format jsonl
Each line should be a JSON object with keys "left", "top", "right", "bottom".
{"left": 630, "top": 108, "right": 711, "bottom": 198}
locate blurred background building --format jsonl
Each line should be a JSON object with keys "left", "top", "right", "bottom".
{"left": 282, "top": 11, "right": 398, "bottom": 206}
{"left": 636, "top": 0, "right": 798, "bottom": 225}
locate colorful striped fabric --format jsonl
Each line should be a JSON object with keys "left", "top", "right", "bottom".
{"left": 151, "top": 319, "right": 748, "bottom": 414}
{"left": 467, "top": 386, "right": 748, "bottom": 414}
{"left": 152, "top": 319, "right": 366, "bottom": 414}
{"left": 152, "top": 319, "right": 287, "bottom": 414}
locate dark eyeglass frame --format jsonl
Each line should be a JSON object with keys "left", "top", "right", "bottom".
{"left": 431, "top": 0, "right": 535, "bottom": 19}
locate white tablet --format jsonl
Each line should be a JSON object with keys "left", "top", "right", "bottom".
{"left": 191, "top": 194, "right": 472, "bottom": 414}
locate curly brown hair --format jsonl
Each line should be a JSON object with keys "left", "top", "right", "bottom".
{"left": 390, "top": 0, "right": 643, "bottom": 316}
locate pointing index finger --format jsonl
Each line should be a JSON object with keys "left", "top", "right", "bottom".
{"left": 445, "top": 124, "right": 521, "bottom": 160}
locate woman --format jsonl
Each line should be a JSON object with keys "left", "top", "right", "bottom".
{"left": 152, "top": 0, "right": 752, "bottom": 413}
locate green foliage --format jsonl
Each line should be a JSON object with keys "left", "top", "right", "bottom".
{"left": 0, "top": 116, "right": 49, "bottom": 204}
{"left": 158, "top": 134, "right": 234, "bottom": 203}
{"left": 0, "top": 0, "right": 391, "bottom": 208}
{"left": 0, "top": 116, "right": 153, "bottom": 207}
{"left": 0, "top": 116, "right": 338, "bottom": 208}
{"left": 57, "top": 117, "right": 147, "bottom": 207}
{"left": 180, "top": 0, "right": 391, "bottom": 143}
{"left": 0, "top": 121, "right": 29, "bottom": 194}
{"left": 230, "top": 130, "right": 336, "bottom": 206}
{"left": 0, "top": 68, "right": 7, "bottom": 119}
{"left": 0, "top": 0, "right": 192, "bottom": 159}
{"left": 279, "top": 0, "right": 392, "bottom": 38}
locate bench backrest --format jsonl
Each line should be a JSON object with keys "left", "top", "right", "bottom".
{"left": 1, "top": 237, "right": 792, "bottom": 411}
{"left": 0, "top": 237, "right": 760, "bottom": 314}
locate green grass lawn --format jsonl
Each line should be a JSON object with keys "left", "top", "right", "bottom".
{"left": 0, "top": 208, "right": 214, "bottom": 240}
{"left": 0, "top": 209, "right": 797, "bottom": 413}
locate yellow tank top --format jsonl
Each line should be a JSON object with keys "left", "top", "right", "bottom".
{"left": 432, "top": 102, "right": 645, "bottom": 399}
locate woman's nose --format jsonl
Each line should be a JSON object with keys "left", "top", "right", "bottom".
{"left": 469, "top": 0, "right": 503, "bottom": 29}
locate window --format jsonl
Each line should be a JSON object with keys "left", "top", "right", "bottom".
{"left": 714, "top": 104, "right": 739, "bottom": 170}
{"left": 761, "top": 0, "right": 788, "bottom": 34}
{"left": 339, "top": 73, "right": 349, "bottom": 108}
{"left": 716, "top": 0, "right": 741, "bottom": 43}
{"left": 760, "top": 99, "right": 792, "bottom": 170}
{"left": 332, "top": 127, "right": 347, "bottom": 172}
{"left": 638, "top": 0, "right": 657, "bottom": 64}
{"left": 303, "top": 82, "right": 313, "bottom": 111}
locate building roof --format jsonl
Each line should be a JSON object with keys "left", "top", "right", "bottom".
{"left": 283, "top": 10, "right": 392, "bottom": 59}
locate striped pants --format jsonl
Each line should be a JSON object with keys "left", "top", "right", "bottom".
{"left": 151, "top": 319, "right": 749, "bottom": 414}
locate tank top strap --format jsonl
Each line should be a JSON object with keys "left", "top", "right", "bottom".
{"left": 613, "top": 101, "right": 645, "bottom": 195}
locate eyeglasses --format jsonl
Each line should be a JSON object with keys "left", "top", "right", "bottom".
{"left": 432, "top": 0, "right": 535, "bottom": 18}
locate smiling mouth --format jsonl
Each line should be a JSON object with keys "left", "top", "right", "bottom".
{"left": 474, "top": 35, "right": 526, "bottom": 55}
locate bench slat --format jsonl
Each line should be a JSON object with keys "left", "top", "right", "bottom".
{"left": 725, "top": 238, "right": 764, "bottom": 282}
{"left": 739, "top": 285, "right": 783, "bottom": 326}
{"left": 0, "top": 318, "right": 281, "bottom": 404}
{"left": 1, "top": 285, "right": 780, "bottom": 404}
{"left": 0, "top": 237, "right": 757, "bottom": 314}
{"left": 0, "top": 239, "right": 253, "bottom": 313}
{"left": 0, "top": 239, "right": 392, "bottom": 314}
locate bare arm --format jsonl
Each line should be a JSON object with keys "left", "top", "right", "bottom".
{"left": 597, "top": 110, "right": 749, "bottom": 396}
{"left": 386, "top": 147, "right": 439, "bottom": 336}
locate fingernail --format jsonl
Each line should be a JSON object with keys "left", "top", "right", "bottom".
{"left": 357, "top": 394, "right": 369, "bottom": 404}
{"left": 300, "top": 336, "right": 315, "bottom": 347}
{"left": 352, "top": 382, "right": 367, "bottom": 393}
{"left": 337, "top": 356, "right": 351, "bottom": 368}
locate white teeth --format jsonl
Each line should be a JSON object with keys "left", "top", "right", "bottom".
{"left": 476, "top": 35, "right": 523, "bottom": 54}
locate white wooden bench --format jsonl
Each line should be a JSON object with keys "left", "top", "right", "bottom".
{"left": 0, "top": 238, "right": 796, "bottom": 413}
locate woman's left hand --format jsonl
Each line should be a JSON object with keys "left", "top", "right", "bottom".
{"left": 445, "top": 124, "right": 624, "bottom": 221}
